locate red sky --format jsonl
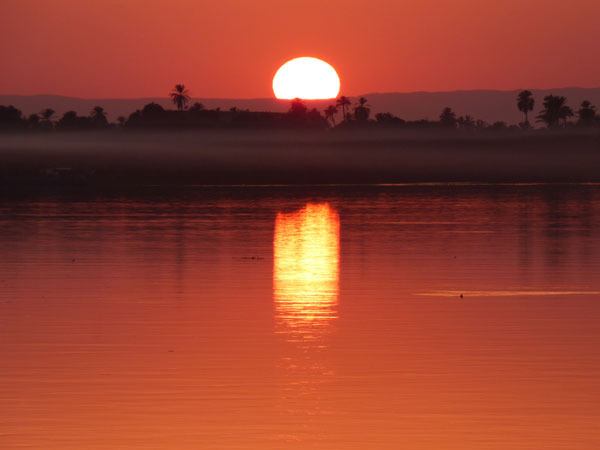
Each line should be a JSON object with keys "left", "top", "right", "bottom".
{"left": 1, "top": 0, "right": 599, "bottom": 98}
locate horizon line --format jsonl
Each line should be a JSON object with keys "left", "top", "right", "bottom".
{"left": 2, "top": 86, "right": 600, "bottom": 101}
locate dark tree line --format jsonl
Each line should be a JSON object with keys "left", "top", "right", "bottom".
{"left": 1, "top": 85, "right": 599, "bottom": 132}
{"left": 516, "top": 90, "right": 597, "bottom": 129}
{"left": 0, "top": 105, "right": 110, "bottom": 131}
{"left": 322, "top": 90, "right": 599, "bottom": 131}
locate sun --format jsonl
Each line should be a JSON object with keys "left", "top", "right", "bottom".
{"left": 273, "top": 57, "right": 341, "bottom": 100}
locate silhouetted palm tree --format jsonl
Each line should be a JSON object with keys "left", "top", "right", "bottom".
{"left": 536, "top": 95, "right": 573, "bottom": 128}
{"left": 336, "top": 96, "right": 351, "bottom": 122}
{"left": 577, "top": 100, "right": 597, "bottom": 127}
{"left": 517, "top": 90, "right": 535, "bottom": 125}
{"left": 170, "top": 84, "right": 191, "bottom": 111}
{"left": 354, "top": 97, "right": 371, "bottom": 121}
{"left": 324, "top": 105, "right": 338, "bottom": 126}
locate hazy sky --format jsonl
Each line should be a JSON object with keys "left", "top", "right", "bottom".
{"left": 1, "top": 0, "right": 599, "bottom": 98}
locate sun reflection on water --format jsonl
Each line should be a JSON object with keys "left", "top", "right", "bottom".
{"left": 273, "top": 203, "right": 340, "bottom": 342}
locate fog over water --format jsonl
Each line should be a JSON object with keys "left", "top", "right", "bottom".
{"left": 1, "top": 130, "right": 599, "bottom": 186}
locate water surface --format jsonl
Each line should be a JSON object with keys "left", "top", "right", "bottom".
{"left": 1, "top": 185, "right": 600, "bottom": 449}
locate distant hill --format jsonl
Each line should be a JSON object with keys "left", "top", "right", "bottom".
{"left": 2, "top": 88, "right": 600, "bottom": 124}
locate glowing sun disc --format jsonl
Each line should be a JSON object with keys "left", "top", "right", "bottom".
{"left": 273, "top": 57, "right": 341, "bottom": 100}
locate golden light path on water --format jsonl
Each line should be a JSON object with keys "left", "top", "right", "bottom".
{"left": 273, "top": 203, "right": 340, "bottom": 342}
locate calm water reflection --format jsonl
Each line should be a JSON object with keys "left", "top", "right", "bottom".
{"left": 273, "top": 203, "right": 341, "bottom": 427}
{"left": 1, "top": 185, "right": 600, "bottom": 450}
{"left": 273, "top": 203, "right": 340, "bottom": 342}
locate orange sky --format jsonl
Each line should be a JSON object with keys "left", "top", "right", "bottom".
{"left": 1, "top": 0, "right": 599, "bottom": 98}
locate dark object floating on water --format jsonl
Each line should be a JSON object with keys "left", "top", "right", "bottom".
{"left": 460, "top": 293, "right": 464, "bottom": 299}
{"left": 240, "top": 256, "right": 264, "bottom": 260}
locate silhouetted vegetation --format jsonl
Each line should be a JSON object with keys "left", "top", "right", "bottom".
{"left": 170, "top": 84, "right": 191, "bottom": 111}
{"left": 0, "top": 105, "right": 24, "bottom": 131}
{"left": 90, "top": 106, "right": 109, "bottom": 128}
{"left": 1, "top": 86, "right": 599, "bottom": 134}
{"left": 56, "top": 111, "right": 91, "bottom": 130}
{"left": 324, "top": 105, "right": 338, "bottom": 126}
{"left": 517, "top": 90, "right": 535, "bottom": 127}
{"left": 336, "top": 96, "right": 351, "bottom": 122}
{"left": 578, "top": 101, "right": 597, "bottom": 127}
{"left": 354, "top": 97, "right": 371, "bottom": 122}
{"left": 439, "top": 107, "right": 458, "bottom": 128}
{"left": 537, "top": 95, "right": 574, "bottom": 128}
{"left": 375, "top": 112, "right": 405, "bottom": 127}
{"left": 40, "top": 108, "right": 55, "bottom": 130}
{"left": 286, "top": 98, "right": 328, "bottom": 128}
